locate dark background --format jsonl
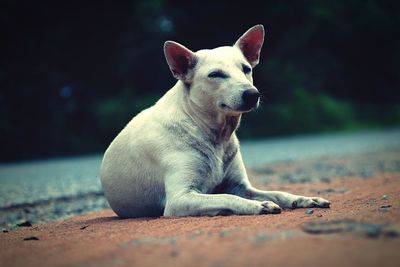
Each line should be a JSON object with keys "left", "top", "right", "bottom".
{"left": 1, "top": 0, "right": 399, "bottom": 162}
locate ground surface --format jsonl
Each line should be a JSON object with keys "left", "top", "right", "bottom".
{"left": 1, "top": 128, "right": 399, "bottom": 229}
{"left": 1, "top": 148, "right": 400, "bottom": 267}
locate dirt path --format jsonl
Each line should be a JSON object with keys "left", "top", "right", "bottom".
{"left": 1, "top": 151, "right": 400, "bottom": 267}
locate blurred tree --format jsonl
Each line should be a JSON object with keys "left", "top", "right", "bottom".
{"left": 1, "top": 0, "right": 399, "bottom": 161}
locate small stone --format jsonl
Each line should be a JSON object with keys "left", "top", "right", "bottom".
{"left": 80, "top": 225, "right": 90, "bottom": 230}
{"left": 170, "top": 250, "right": 178, "bottom": 257}
{"left": 305, "top": 210, "right": 314, "bottom": 215}
{"left": 298, "top": 176, "right": 312, "bottom": 183}
{"left": 378, "top": 205, "right": 391, "bottom": 212}
{"left": 23, "top": 208, "right": 31, "bottom": 213}
{"left": 281, "top": 173, "right": 295, "bottom": 183}
{"left": 364, "top": 225, "right": 381, "bottom": 238}
{"left": 2, "top": 229, "right": 9, "bottom": 233}
{"left": 320, "top": 177, "right": 331, "bottom": 183}
{"left": 219, "top": 231, "right": 227, "bottom": 238}
{"left": 17, "top": 221, "right": 32, "bottom": 227}
{"left": 23, "top": 236, "right": 39, "bottom": 241}
{"left": 382, "top": 225, "right": 400, "bottom": 238}
{"left": 381, "top": 195, "right": 388, "bottom": 200}
{"left": 316, "top": 214, "right": 323, "bottom": 217}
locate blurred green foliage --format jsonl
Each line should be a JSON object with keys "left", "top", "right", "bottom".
{"left": 94, "top": 92, "right": 159, "bottom": 143}
{"left": 240, "top": 88, "right": 357, "bottom": 138}
{"left": 1, "top": 0, "right": 399, "bottom": 161}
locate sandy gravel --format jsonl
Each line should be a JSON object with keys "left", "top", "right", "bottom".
{"left": 1, "top": 150, "right": 400, "bottom": 267}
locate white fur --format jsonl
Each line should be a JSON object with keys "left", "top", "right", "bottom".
{"left": 100, "top": 25, "right": 330, "bottom": 218}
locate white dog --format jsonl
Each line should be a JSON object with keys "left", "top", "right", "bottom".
{"left": 100, "top": 25, "right": 330, "bottom": 218}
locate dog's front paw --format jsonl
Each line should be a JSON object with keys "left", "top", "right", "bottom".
{"left": 260, "top": 201, "right": 282, "bottom": 214}
{"left": 292, "top": 197, "right": 330, "bottom": 209}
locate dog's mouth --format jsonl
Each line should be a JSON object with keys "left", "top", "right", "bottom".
{"left": 218, "top": 102, "right": 257, "bottom": 113}
{"left": 219, "top": 103, "right": 229, "bottom": 109}
{"left": 237, "top": 102, "right": 259, "bottom": 112}
{"left": 218, "top": 102, "right": 235, "bottom": 112}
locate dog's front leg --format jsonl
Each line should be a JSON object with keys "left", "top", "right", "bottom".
{"left": 164, "top": 191, "right": 281, "bottom": 216}
{"left": 239, "top": 187, "right": 331, "bottom": 209}
{"left": 225, "top": 153, "right": 330, "bottom": 210}
{"left": 162, "top": 167, "right": 281, "bottom": 217}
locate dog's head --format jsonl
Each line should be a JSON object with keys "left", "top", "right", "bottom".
{"left": 164, "top": 25, "right": 264, "bottom": 115}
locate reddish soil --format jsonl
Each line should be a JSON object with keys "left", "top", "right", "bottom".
{"left": 1, "top": 155, "right": 400, "bottom": 267}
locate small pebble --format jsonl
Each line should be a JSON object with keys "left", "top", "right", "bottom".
{"left": 382, "top": 225, "right": 400, "bottom": 238}
{"left": 379, "top": 208, "right": 389, "bottom": 213}
{"left": 320, "top": 177, "right": 331, "bottom": 183}
{"left": 316, "top": 214, "right": 323, "bottom": 217}
{"left": 2, "top": 229, "right": 9, "bottom": 233}
{"left": 23, "top": 236, "right": 39, "bottom": 241}
{"left": 380, "top": 205, "right": 391, "bottom": 208}
{"left": 381, "top": 195, "right": 388, "bottom": 200}
{"left": 17, "top": 221, "right": 32, "bottom": 227}
{"left": 170, "top": 250, "right": 178, "bottom": 257}
{"left": 305, "top": 210, "right": 314, "bottom": 215}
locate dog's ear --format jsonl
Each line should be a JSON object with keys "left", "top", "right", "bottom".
{"left": 234, "top": 25, "right": 265, "bottom": 67}
{"left": 164, "top": 41, "right": 198, "bottom": 81}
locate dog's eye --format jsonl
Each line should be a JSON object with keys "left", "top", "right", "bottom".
{"left": 242, "top": 65, "right": 252, "bottom": 74}
{"left": 208, "top": 71, "right": 228, "bottom": 79}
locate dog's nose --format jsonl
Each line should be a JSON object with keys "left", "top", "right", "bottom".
{"left": 242, "top": 89, "right": 260, "bottom": 109}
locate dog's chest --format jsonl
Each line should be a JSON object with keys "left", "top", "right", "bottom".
{"left": 192, "top": 141, "right": 238, "bottom": 193}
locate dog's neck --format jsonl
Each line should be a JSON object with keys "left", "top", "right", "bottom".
{"left": 178, "top": 84, "right": 241, "bottom": 144}
{"left": 214, "top": 115, "right": 241, "bottom": 143}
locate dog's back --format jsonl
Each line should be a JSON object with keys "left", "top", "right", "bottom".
{"left": 100, "top": 108, "right": 164, "bottom": 217}
{"left": 100, "top": 83, "right": 204, "bottom": 217}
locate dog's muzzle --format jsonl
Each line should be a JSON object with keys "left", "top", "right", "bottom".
{"left": 239, "top": 88, "right": 260, "bottom": 111}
